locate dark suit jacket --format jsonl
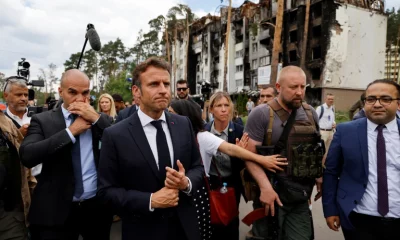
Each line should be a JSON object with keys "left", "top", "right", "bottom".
{"left": 97, "top": 111, "right": 204, "bottom": 240}
{"left": 204, "top": 121, "right": 245, "bottom": 201}
{"left": 322, "top": 118, "right": 400, "bottom": 230}
{"left": 115, "top": 105, "right": 138, "bottom": 123}
{"left": 19, "top": 107, "right": 112, "bottom": 226}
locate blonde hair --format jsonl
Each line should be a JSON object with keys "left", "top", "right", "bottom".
{"left": 209, "top": 91, "right": 234, "bottom": 121}
{"left": 97, "top": 93, "right": 117, "bottom": 118}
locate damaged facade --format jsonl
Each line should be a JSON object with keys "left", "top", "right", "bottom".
{"left": 171, "top": 0, "right": 387, "bottom": 110}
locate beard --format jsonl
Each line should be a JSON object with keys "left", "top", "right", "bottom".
{"left": 178, "top": 93, "right": 188, "bottom": 99}
{"left": 282, "top": 97, "right": 303, "bottom": 109}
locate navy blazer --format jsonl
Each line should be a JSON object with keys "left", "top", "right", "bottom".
{"left": 322, "top": 117, "right": 400, "bottom": 230}
{"left": 98, "top": 111, "right": 204, "bottom": 240}
{"left": 204, "top": 121, "right": 244, "bottom": 196}
{"left": 115, "top": 105, "right": 138, "bottom": 123}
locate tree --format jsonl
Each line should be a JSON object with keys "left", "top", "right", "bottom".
{"left": 64, "top": 52, "right": 82, "bottom": 71}
{"left": 103, "top": 70, "right": 132, "bottom": 102}
{"left": 387, "top": 8, "right": 400, "bottom": 44}
{"left": 168, "top": 4, "right": 196, "bottom": 81}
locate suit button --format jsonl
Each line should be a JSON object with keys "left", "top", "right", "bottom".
{"left": 363, "top": 184, "right": 367, "bottom": 188}
{"left": 354, "top": 200, "right": 358, "bottom": 204}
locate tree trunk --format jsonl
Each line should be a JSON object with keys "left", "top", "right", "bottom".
{"left": 300, "top": 0, "right": 310, "bottom": 70}
{"left": 223, "top": 0, "right": 232, "bottom": 92}
{"left": 165, "top": 27, "right": 170, "bottom": 64}
{"left": 185, "top": 14, "right": 190, "bottom": 82}
{"left": 270, "top": 0, "right": 284, "bottom": 85}
{"left": 174, "top": 28, "right": 178, "bottom": 97}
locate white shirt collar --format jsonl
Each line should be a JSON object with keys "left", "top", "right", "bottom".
{"left": 367, "top": 117, "right": 398, "bottom": 133}
{"left": 6, "top": 107, "right": 29, "bottom": 120}
{"left": 61, "top": 104, "right": 73, "bottom": 120}
{"left": 137, "top": 107, "right": 167, "bottom": 127}
{"left": 323, "top": 103, "right": 334, "bottom": 109}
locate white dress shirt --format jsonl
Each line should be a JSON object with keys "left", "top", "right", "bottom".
{"left": 315, "top": 103, "right": 335, "bottom": 129}
{"left": 61, "top": 105, "right": 98, "bottom": 201}
{"left": 6, "top": 108, "right": 31, "bottom": 126}
{"left": 137, "top": 108, "right": 192, "bottom": 211}
{"left": 6, "top": 108, "right": 43, "bottom": 176}
{"left": 137, "top": 108, "right": 174, "bottom": 168}
{"left": 354, "top": 118, "right": 400, "bottom": 218}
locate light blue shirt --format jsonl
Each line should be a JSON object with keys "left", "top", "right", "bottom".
{"left": 61, "top": 105, "right": 97, "bottom": 201}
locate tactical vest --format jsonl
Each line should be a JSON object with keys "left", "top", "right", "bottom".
{"left": 265, "top": 100, "right": 324, "bottom": 180}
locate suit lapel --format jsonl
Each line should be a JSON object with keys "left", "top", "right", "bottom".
{"left": 166, "top": 112, "right": 180, "bottom": 170}
{"left": 128, "top": 112, "right": 161, "bottom": 182}
{"left": 358, "top": 118, "right": 369, "bottom": 177}
{"left": 52, "top": 107, "right": 67, "bottom": 132}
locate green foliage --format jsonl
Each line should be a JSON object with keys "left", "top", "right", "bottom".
{"left": 236, "top": 94, "right": 248, "bottom": 115}
{"left": 386, "top": 8, "right": 400, "bottom": 45}
{"left": 335, "top": 111, "right": 350, "bottom": 124}
{"left": 104, "top": 70, "right": 132, "bottom": 103}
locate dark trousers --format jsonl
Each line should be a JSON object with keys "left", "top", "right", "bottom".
{"left": 343, "top": 211, "right": 400, "bottom": 240}
{"left": 209, "top": 174, "right": 240, "bottom": 240}
{"left": 30, "top": 197, "right": 113, "bottom": 240}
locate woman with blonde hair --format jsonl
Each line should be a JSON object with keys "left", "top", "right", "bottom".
{"left": 97, "top": 93, "right": 117, "bottom": 121}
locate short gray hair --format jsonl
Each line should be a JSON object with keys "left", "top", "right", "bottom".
{"left": 4, "top": 77, "right": 28, "bottom": 93}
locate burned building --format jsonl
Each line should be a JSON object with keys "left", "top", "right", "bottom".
{"left": 176, "top": 0, "right": 386, "bottom": 110}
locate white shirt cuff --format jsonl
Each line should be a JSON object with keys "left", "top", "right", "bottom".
{"left": 92, "top": 115, "right": 101, "bottom": 125}
{"left": 65, "top": 128, "right": 76, "bottom": 143}
{"left": 182, "top": 177, "right": 192, "bottom": 195}
{"left": 149, "top": 193, "right": 154, "bottom": 212}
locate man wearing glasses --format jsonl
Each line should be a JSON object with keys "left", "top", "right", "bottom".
{"left": 176, "top": 79, "right": 201, "bottom": 110}
{"left": 323, "top": 79, "right": 400, "bottom": 239}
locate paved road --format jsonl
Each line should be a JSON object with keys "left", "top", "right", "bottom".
{"left": 108, "top": 188, "right": 344, "bottom": 240}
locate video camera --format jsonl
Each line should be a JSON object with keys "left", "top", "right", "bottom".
{"left": 10, "top": 58, "right": 46, "bottom": 117}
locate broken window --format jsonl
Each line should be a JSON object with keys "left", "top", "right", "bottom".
{"left": 260, "top": 56, "right": 267, "bottom": 66}
{"left": 289, "top": 30, "right": 298, "bottom": 43}
{"left": 289, "top": 11, "right": 297, "bottom": 24}
{"left": 311, "top": 2, "right": 322, "bottom": 19}
{"left": 311, "top": 68, "right": 321, "bottom": 80}
{"left": 235, "top": 50, "right": 244, "bottom": 58}
{"left": 253, "top": 43, "right": 258, "bottom": 53}
{"left": 312, "top": 46, "right": 322, "bottom": 60}
{"left": 252, "top": 59, "right": 258, "bottom": 69}
{"left": 312, "top": 25, "right": 322, "bottom": 38}
{"left": 289, "top": 50, "right": 297, "bottom": 62}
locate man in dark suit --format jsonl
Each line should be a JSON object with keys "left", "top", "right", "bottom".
{"left": 115, "top": 85, "right": 141, "bottom": 123}
{"left": 20, "top": 69, "right": 113, "bottom": 240}
{"left": 97, "top": 57, "right": 204, "bottom": 240}
{"left": 323, "top": 79, "right": 400, "bottom": 239}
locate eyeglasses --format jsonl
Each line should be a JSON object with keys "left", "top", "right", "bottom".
{"left": 177, "top": 87, "right": 188, "bottom": 92}
{"left": 3, "top": 77, "right": 24, "bottom": 92}
{"left": 364, "top": 96, "right": 400, "bottom": 106}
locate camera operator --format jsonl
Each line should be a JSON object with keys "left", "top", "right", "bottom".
{"left": 3, "top": 77, "right": 42, "bottom": 177}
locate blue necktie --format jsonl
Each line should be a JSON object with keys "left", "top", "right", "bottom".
{"left": 151, "top": 120, "right": 171, "bottom": 181}
{"left": 376, "top": 124, "right": 389, "bottom": 216}
{"left": 71, "top": 114, "right": 84, "bottom": 198}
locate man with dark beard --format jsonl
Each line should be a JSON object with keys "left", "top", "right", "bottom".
{"left": 176, "top": 79, "right": 201, "bottom": 110}
{"left": 244, "top": 66, "right": 322, "bottom": 240}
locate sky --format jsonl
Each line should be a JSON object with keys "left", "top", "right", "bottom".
{"left": 0, "top": 0, "right": 399, "bottom": 82}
